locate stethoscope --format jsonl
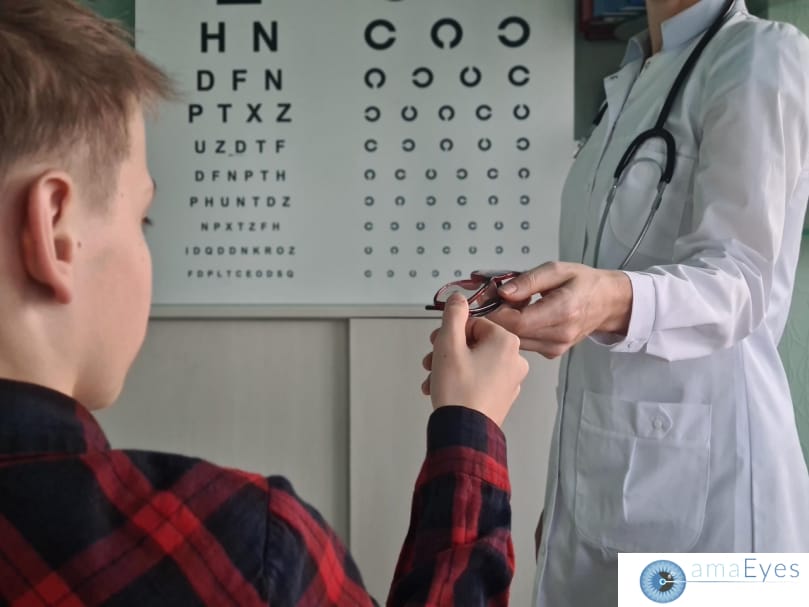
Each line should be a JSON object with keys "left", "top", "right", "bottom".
{"left": 591, "top": 0, "right": 736, "bottom": 269}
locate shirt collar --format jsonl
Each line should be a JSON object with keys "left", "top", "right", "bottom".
{"left": 622, "top": 0, "right": 747, "bottom": 66}
{"left": 0, "top": 378, "right": 110, "bottom": 456}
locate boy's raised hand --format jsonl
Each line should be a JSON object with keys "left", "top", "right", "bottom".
{"left": 422, "top": 293, "right": 529, "bottom": 427}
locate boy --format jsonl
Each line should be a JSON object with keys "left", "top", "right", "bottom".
{"left": 0, "top": 1, "right": 529, "bottom": 605}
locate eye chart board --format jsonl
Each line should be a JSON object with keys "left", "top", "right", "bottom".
{"left": 136, "top": 0, "right": 574, "bottom": 315}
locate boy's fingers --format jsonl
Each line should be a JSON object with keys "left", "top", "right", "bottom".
{"left": 468, "top": 316, "right": 508, "bottom": 346}
{"left": 439, "top": 293, "right": 470, "bottom": 348}
{"left": 421, "top": 374, "right": 431, "bottom": 396}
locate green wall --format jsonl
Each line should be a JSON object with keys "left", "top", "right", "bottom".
{"left": 82, "top": 0, "right": 133, "bottom": 26}
{"left": 769, "top": 0, "right": 809, "bottom": 462}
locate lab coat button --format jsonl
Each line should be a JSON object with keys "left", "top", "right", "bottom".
{"left": 649, "top": 409, "right": 673, "bottom": 437}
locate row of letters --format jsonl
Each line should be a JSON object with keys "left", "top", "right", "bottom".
{"left": 196, "top": 16, "right": 530, "bottom": 54}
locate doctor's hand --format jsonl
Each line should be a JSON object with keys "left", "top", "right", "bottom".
{"left": 486, "top": 261, "right": 633, "bottom": 359}
{"left": 422, "top": 293, "right": 529, "bottom": 428}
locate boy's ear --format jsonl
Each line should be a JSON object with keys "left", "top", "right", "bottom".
{"left": 19, "top": 171, "right": 78, "bottom": 304}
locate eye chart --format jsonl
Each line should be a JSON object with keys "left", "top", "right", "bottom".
{"left": 136, "top": 0, "right": 573, "bottom": 313}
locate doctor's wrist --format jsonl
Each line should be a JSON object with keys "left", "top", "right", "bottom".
{"left": 599, "top": 270, "right": 633, "bottom": 335}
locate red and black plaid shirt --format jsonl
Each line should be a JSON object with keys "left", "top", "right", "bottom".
{"left": 0, "top": 379, "right": 513, "bottom": 606}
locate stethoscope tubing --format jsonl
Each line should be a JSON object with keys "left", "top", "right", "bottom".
{"left": 591, "top": 0, "right": 736, "bottom": 270}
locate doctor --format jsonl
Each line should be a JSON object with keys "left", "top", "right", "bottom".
{"left": 488, "top": 0, "right": 809, "bottom": 604}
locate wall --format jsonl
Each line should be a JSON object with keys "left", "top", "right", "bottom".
{"left": 769, "top": 0, "right": 809, "bottom": 462}
{"left": 83, "top": 0, "right": 132, "bottom": 25}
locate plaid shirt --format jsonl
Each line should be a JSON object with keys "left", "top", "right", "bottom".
{"left": 0, "top": 379, "right": 513, "bottom": 606}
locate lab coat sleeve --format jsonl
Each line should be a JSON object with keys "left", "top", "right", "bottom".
{"left": 607, "top": 22, "right": 809, "bottom": 361}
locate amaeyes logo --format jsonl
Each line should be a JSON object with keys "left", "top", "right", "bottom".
{"left": 640, "top": 560, "right": 688, "bottom": 603}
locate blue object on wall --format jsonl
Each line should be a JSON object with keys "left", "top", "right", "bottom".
{"left": 593, "top": 0, "right": 646, "bottom": 18}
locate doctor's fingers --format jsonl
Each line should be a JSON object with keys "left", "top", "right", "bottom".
{"left": 488, "top": 294, "right": 573, "bottom": 340}
{"left": 520, "top": 318, "right": 588, "bottom": 347}
{"left": 498, "top": 261, "right": 576, "bottom": 302}
{"left": 422, "top": 373, "right": 431, "bottom": 396}
{"left": 422, "top": 352, "right": 433, "bottom": 371}
{"left": 467, "top": 316, "right": 522, "bottom": 354}
{"left": 518, "top": 337, "right": 574, "bottom": 360}
{"left": 512, "top": 286, "right": 591, "bottom": 335}
{"left": 486, "top": 305, "right": 527, "bottom": 334}
{"left": 512, "top": 303, "right": 591, "bottom": 355}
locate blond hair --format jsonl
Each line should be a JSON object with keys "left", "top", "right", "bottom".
{"left": 0, "top": 0, "right": 174, "bottom": 200}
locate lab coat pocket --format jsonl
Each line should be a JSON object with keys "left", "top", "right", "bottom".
{"left": 573, "top": 390, "right": 711, "bottom": 552}
{"left": 606, "top": 149, "right": 696, "bottom": 268}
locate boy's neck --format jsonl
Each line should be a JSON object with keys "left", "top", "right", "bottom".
{"left": 0, "top": 312, "right": 77, "bottom": 406}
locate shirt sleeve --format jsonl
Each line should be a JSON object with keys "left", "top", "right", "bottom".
{"left": 261, "top": 407, "right": 513, "bottom": 607}
{"left": 387, "top": 406, "right": 514, "bottom": 607}
{"left": 597, "top": 21, "right": 809, "bottom": 361}
{"left": 264, "top": 475, "right": 378, "bottom": 606}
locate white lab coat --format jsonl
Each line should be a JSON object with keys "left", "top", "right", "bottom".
{"left": 534, "top": 2, "right": 809, "bottom": 605}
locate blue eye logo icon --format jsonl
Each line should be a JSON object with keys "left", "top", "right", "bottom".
{"left": 640, "top": 560, "right": 687, "bottom": 603}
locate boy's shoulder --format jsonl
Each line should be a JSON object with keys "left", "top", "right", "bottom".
{"left": 0, "top": 446, "right": 306, "bottom": 605}
{"left": 108, "top": 448, "right": 313, "bottom": 547}
{"left": 111, "top": 447, "right": 292, "bottom": 514}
